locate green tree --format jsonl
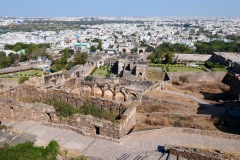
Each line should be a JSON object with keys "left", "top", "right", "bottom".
{"left": 74, "top": 52, "right": 88, "bottom": 65}
{"left": 8, "top": 53, "right": 18, "bottom": 64}
{"left": 98, "top": 41, "right": 103, "bottom": 51}
{"left": 90, "top": 45, "right": 97, "bottom": 52}
{"left": 164, "top": 52, "right": 175, "bottom": 64}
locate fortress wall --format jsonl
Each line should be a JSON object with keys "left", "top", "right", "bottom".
{"left": 168, "top": 72, "right": 227, "bottom": 83}
{"left": 0, "top": 100, "right": 54, "bottom": 123}
{"left": 119, "top": 106, "right": 136, "bottom": 137}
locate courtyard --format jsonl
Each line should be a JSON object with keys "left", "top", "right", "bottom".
{"left": 91, "top": 66, "right": 110, "bottom": 78}
{"left": 0, "top": 69, "right": 43, "bottom": 82}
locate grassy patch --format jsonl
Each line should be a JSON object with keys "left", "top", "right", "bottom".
{"left": 79, "top": 104, "right": 116, "bottom": 123}
{"left": 46, "top": 99, "right": 116, "bottom": 122}
{"left": 212, "top": 68, "right": 227, "bottom": 72}
{"left": 91, "top": 67, "right": 109, "bottom": 78}
{"left": 0, "top": 140, "right": 59, "bottom": 160}
{"left": 46, "top": 99, "right": 78, "bottom": 118}
{"left": 0, "top": 69, "right": 42, "bottom": 82}
{"left": 167, "top": 66, "right": 205, "bottom": 72}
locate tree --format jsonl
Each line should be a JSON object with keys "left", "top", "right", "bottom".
{"left": 8, "top": 53, "right": 18, "bottom": 64}
{"left": 74, "top": 52, "right": 88, "bottom": 65}
{"left": 0, "top": 52, "right": 11, "bottom": 68}
{"left": 90, "top": 46, "right": 97, "bottom": 52}
{"left": 98, "top": 41, "right": 103, "bottom": 51}
{"left": 164, "top": 52, "right": 175, "bottom": 64}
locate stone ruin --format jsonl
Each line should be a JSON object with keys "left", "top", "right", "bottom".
{"left": 0, "top": 66, "right": 168, "bottom": 139}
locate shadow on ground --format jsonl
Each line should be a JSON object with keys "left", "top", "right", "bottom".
{"left": 197, "top": 103, "right": 240, "bottom": 135}
{"left": 199, "top": 91, "right": 232, "bottom": 102}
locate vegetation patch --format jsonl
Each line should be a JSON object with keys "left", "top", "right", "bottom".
{"left": 46, "top": 99, "right": 78, "bottom": 118}
{"left": 166, "top": 66, "right": 205, "bottom": 72}
{"left": 46, "top": 99, "right": 116, "bottom": 122}
{"left": 91, "top": 67, "right": 110, "bottom": 77}
{"left": 0, "top": 140, "right": 59, "bottom": 160}
{"left": 79, "top": 104, "right": 116, "bottom": 123}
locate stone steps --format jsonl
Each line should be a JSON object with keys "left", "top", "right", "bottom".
{"left": 159, "top": 152, "right": 169, "bottom": 160}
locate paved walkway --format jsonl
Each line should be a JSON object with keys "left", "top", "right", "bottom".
{"left": 162, "top": 90, "right": 210, "bottom": 105}
{"left": 2, "top": 121, "right": 240, "bottom": 160}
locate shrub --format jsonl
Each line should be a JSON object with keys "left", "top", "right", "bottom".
{"left": 179, "top": 75, "right": 189, "bottom": 84}
{"left": 84, "top": 76, "right": 94, "bottom": 82}
{"left": 0, "top": 140, "right": 60, "bottom": 160}
{"left": 46, "top": 99, "right": 78, "bottom": 118}
{"left": 79, "top": 104, "right": 116, "bottom": 122}
{"left": 19, "top": 77, "right": 29, "bottom": 84}
{"left": 166, "top": 66, "right": 170, "bottom": 72}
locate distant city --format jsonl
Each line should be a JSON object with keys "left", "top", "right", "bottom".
{"left": 0, "top": 15, "right": 240, "bottom": 160}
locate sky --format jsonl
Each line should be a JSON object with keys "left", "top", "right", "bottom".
{"left": 0, "top": 0, "right": 240, "bottom": 17}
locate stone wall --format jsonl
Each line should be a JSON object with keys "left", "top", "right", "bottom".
{"left": 222, "top": 72, "right": 240, "bottom": 100}
{"left": 119, "top": 106, "right": 136, "bottom": 136}
{"left": 43, "top": 105, "right": 136, "bottom": 139}
{"left": 168, "top": 147, "right": 223, "bottom": 160}
{"left": 168, "top": 72, "right": 227, "bottom": 83}
{"left": 9, "top": 85, "right": 128, "bottom": 115}
{"left": 0, "top": 99, "right": 54, "bottom": 122}
{"left": 5, "top": 85, "right": 137, "bottom": 139}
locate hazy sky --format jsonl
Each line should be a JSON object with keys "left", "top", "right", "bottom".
{"left": 1, "top": 0, "right": 240, "bottom": 17}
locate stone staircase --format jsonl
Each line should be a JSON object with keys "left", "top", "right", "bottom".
{"left": 116, "top": 151, "right": 185, "bottom": 160}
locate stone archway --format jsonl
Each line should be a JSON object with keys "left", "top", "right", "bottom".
{"left": 84, "top": 85, "right": 92, "bottom": 96}
{"left": 115, "top": 92, "right": 125, "bottom": 102}
{"left": 122, "top": 48, "right": 127, "bottom": 53}
{"left": 94, "top": 87, "right": 103, "bottom": 97}
{"left": 139, "top": 49, "right": 143, "bottom": 53}
{"left": 76, "top": 72, "right": 80, "bottom": 78}
{"left": 103, "top": 89, "right": 114, "bottom": 100}
{"left": 129, "top": 93, "right": 138, "bottom": 100}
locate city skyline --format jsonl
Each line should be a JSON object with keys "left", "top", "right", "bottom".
{"left": 1, "top": 0, "right": 240, "bottom": 17}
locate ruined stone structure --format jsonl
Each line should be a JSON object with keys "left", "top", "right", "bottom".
{"left": 136, "top": 61, "right": 148, "bottom": 79}
{"left": 137, "top": 47, "right": 147, "bottom": 54}
{"left": 44, "top": 71, "right": 65, "bottom": 88}
{"left": 3, "top": 73, "right": 150, "bottom": 139}
{"left": 213, "top": 52, "right": 240, "bottom": 73}
{"left": 0, "top": 95, "right": 136, "bottom": 139}
{"left": 222, "top": 72, "right": 240, "bottom": 101}
{"left": 0, "top": 99, "right": 55, "bottom": 123}
{"left": 46, "top": 106, "right": 136, "bottom": 139}
{"left": 67, "top": 65, "right": 95, "bottom": 78}
{"left": 117, "top": 54, "right": 148, "bottom": 79}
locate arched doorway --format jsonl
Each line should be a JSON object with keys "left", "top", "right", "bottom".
{"left": 94, "top": 87, "right": 103, "bottom": 97}
{"left": 103, "top": 89, "right": 114, "bottom": 100}
{"left": 76, "top": 72, "right": 80, "bottom": 78}
{"left": 84, "top": 85, "right": 92, "bottom": 96}
{"left": 122, "top": 48, "right": 127, "bottom": 53}
{"left": 115, "top": 92, "right": 125, "bottom": 102}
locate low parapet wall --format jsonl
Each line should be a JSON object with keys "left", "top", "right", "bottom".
{"left": 167, "top": 71, "right": 227, "bottom": 83}
{"left": 167, "top": 146, "right": 224, "bottom": 160}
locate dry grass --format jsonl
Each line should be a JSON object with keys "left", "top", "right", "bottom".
{"left": 166, "top": 81, "right": 230, "bottom": 103}
{"left": 146, "top": 68, "right": 165, "bottom": 81}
